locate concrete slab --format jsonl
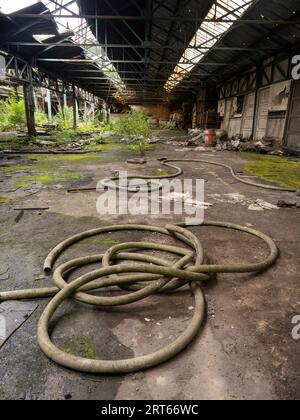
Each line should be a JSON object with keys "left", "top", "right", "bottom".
{"left": 0, "top": 146, "right": 299, "bottom": 400}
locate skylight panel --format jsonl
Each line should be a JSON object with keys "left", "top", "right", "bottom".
{"left": 0, "top": 0, "right": 35, "bottom": 14}
{"left": 43, "top": 1, "right": 126, "bottom": 93}
{"left": 164, "top": 0, "right": 255, "bottom": 92}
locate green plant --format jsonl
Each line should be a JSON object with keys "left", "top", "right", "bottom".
{"left": 126, "top": 140, "right": 153, "bottom": 154}
{"left": 100, "top": 122, "right": 116, "bottom": 132}
{"left": 35, "top": 111, "right": 48, "bottom": 126}
{"left": 115, "top": 110, "right": 151, "bottom": 137}
{"left": 0, "top": 101, "right": 10, "bottom": 131}
{"left": 92, "top": 135, "right": 106, "bottom": 144}
{"left": 53, "top": 106, "right": 74, "bottom": 130}
{"left": 0, "top": 95, "right": 26, "bottom": 131}
{"left": 8, "top": 96, "right": 26, "bottom": 127}
{"left": 164, "top": 120, "right": 177, "bottom": 130}
{"left": 49, "top": 129, "right": 78, "bottom": 144}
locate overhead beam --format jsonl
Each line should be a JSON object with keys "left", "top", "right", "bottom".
{"left": 6, "top": 15, "right": 297, "bottom": 25}
{"left": 3, "top": 43, "right": 283, "bottom": 52}
{"left": 35, "top": 59, "right": 229, "bottom": 65}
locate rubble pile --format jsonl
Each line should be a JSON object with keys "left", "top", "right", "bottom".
{"left": 215, "top": 132, "right": 286, "bottom": 156}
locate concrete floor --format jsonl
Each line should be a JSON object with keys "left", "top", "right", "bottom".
{"left": 0, "top": 144, "right": 299, "bottom": 400}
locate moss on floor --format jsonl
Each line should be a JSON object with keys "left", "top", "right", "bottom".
{"left": 91, "top": 236, "right": 122, "bottom": 247}
{"left": 0, "top": 197, "right": 13, "bottom": 203}
{"left": 126, "top": 144, "right": 154, "bottom": 153}
{"left": 243, "top": 153, "right": 300, "bottom": 189}
{"left": 84, "top": 142, "right": 122, "bottom": 152}
{"left": 0, "top": 154, "right": 103, "bottom": 189}
{"left": 0, "top": 165, "right": 33, "bottom": 172}
{"left": 64, "top": 336, "right": 99, "bottom": 360}
{"left": 153, "top": 169, "right": 169, "bottom": 177}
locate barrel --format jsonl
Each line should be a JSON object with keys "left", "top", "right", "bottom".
{"left": 204, "top": 129, "right": 217, "bottom": 147}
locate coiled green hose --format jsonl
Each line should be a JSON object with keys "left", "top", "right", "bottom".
{"left": 0, "top": 221, "right": 279, "bottom": 374}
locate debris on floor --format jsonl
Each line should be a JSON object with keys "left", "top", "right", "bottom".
{"left": 277, "top": 200, "right": 300, "bottom": 208}
{"left": 161, "top": 192, "right": 213, "bottom": 209}
{"left": 0, "top": 265, "right": 10, "bottom": 281}
{"left": 208, "top": 192, "right": 279, "bottom": 211}
{"left": 127, "top": 158, "right": 147, "bottom": 165}
{"left": 14, "top": 210, "right": 24, "bottom": 224}
{"left": 216, "top": 134, "right": 287, "bottom": 156}
{"left": 248, "top": 200, "right": 280, "bottom": 211}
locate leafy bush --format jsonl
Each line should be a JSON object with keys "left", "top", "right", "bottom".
{"left": 77, "top": 120, "right": 102, "bottom": 133}
{"left": 115, "top": 110, "right": 151, "bottom": 137}
{"left": 164, "top": 120, "right": 177, "bottom": 130}
{"left": 92, "top": 135, "right": 106, "bottom": 144}
{"left": 35, "top": 111, "right": 48, "bottom": 126}
{"left": 53, "top": 106, "right": 74, "bottom": 130}
{"left": 126, "top": 141, "right": 153, "bottom": 154}
{"left": 100, "top": 122, "right": 115, "bottom": 132}
{"left": 0, "top": 101, "right": 10, "bottom": 131}
{"left": 49, "top": 130, "right": 78, "bottom": 143}
{"left": 0, "top": 96, "right": 26, "bottom": 131}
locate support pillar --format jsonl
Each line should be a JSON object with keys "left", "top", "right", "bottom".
{"left": 63, "top": 87, "right": 68, "bottom": 110}
{"left": 47, "top": 89, "right": 52, "bottom": 122}
{"left": 23, "top": 68, "right": 36, "bottom": 136}
{"left": 107, "top": 106, "right": 111, "bottom": 124}
{"left": 73, "top": 85, "right": 77, "bottom": 129}
{"left": 84, "top": 101, "right": 87, "bottom": 121}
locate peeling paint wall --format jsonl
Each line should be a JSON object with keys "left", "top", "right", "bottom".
{"left": 215, "top": 55, "right": 297, "bottom": 147}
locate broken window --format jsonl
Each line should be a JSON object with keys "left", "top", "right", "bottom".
{"left": 231, "top": 95, "right": 245, "bottom": 117}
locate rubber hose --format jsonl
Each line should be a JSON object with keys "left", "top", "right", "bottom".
{"left": 0, "top": 221, "right": 279, "bottom": 374}
{"left": 70, "top": 158, "right": 298, "bottom": 194}
{"left": 160, "top": 158, "right": 297, "bottom": 192}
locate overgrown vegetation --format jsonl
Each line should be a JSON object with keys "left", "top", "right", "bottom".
{"left": 0, "top": 153, "right": 106, "bottom": 191}
{"left": 115, "top": 110, "right": 151, "bottom": 137}
{"left": 126, "top": 141, "right": 154, "bottom": 154}
{"left": 53, "top": 105, "right": 109, "bottom": 133}
{"left": 0, "top": 96, "right": 26, "bottom": 131}
{"left": 35, "top": 111, "right": 48, "bottom": 126}
{"left": 244, "top": 153, "right": 300, "bottom": 190}
{"left": 53, "top": 105, "right": 74, "bottom": 130}
{"left": 164, "top": 120, "right": 177, "bottom": 130}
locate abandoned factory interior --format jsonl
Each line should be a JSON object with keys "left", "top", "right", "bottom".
{"left": 0, "top": 0, "right": 299, "bottom": 402}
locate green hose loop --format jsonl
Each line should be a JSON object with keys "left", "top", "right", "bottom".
{"left": 0, "top": 221, "right": 279, "bottom": 374}
{"left": 0, "top": 154, "right": 284, "bottom": 373}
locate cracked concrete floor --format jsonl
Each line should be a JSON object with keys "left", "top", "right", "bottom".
{"left": 0, "top": 145, "right": 299, "bottom": 400}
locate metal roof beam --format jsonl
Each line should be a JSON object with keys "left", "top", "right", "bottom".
{"left": 4, "top": 42, "right": 282, "bottom": 53}
{"left": 35, "top": 59, "right": 230, "bottom": 65}
{"left": 6, "top": 15, "right": 297, "bottom": 25}
{"left": 45, "top": 0, "right": 78, "bottom": 16}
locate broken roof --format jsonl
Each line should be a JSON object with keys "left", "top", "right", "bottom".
{"left": 0, "top": 0, "right": 300, "bottom": 104}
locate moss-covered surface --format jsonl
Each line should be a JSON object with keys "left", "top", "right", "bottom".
{"left": 126, "top": 143, "right": 154, "bottom": 153}
{"left": 84, "top": 142, "right": 122, "bottom": 152}
{"left": 243, "top": 153, "right": 300, "bottom": 189}
{"left": 64, "top": 336, "right": 99, "bottom": 360}
{"left": 90, "top": 235, "right": 122, "bottom": 247}
{"left": 0, "top": 153, "right": 105, "bottom": 189}
{"left": 0, "top": 197, "right": 13, "bottom": 203}
{"left": 153, "top": 169, "right": 169, "bottom": 177}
